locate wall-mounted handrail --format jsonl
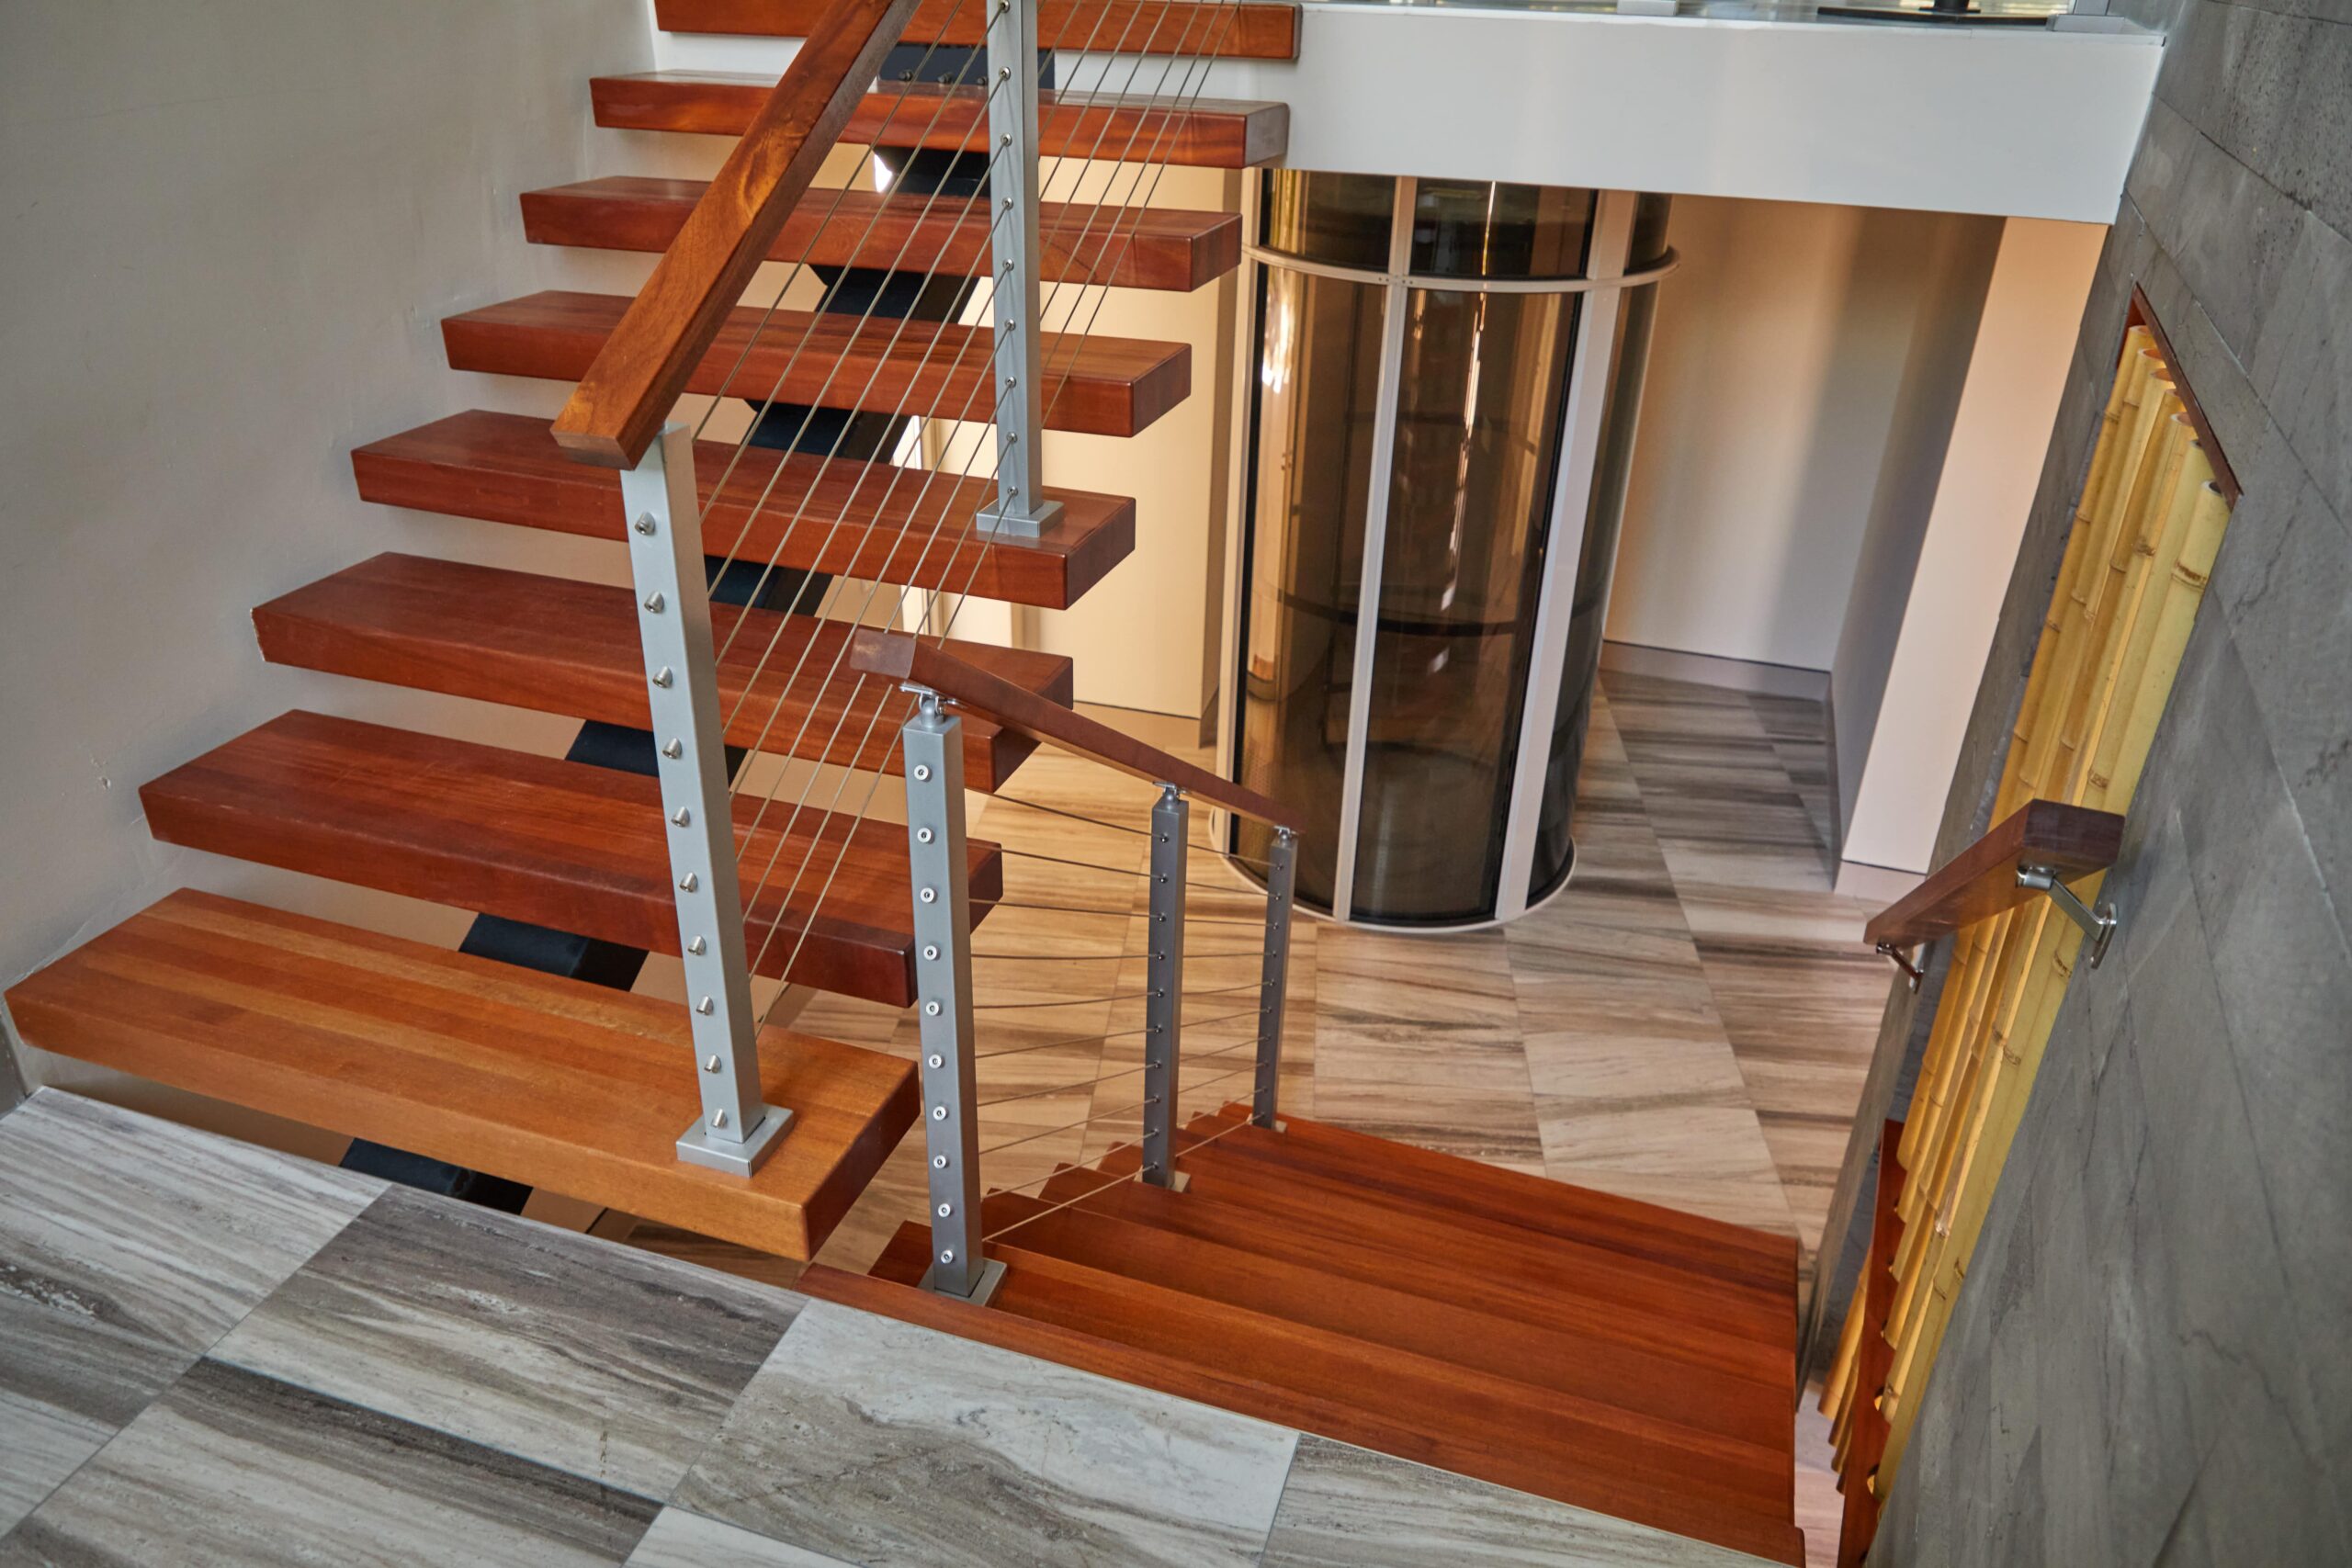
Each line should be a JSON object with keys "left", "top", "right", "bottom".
{"left": 1862, "top": 798, "right": 2123, "bottom": 953}
{"left": 550, "top": 0, "right": 923, "bottom": 468}
{"left": 850, "top": 627, "right": 1308, "bottom": 830}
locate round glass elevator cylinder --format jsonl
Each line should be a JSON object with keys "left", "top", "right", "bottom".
{"left": 1227, "top": 174, "right": 1672, "bottom": 930}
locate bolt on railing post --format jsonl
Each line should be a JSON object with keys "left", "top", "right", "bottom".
{"left": 1141, "top": 784, "right": 1189, "bottom": 1187}
{"left": 901, "top": 688, "right": 1002, "bottom": 1303}
{"left": 1251, "top": 826, "right": 1297, "bottom": 1128}
{"left": 619, "top": 423, "right": 793, "bottom": 1176}
{"left": 975, "top": 0, "right": 1064, "bottom": 542}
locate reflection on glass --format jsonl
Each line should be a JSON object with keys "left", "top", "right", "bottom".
{"left": 1630, "top": 193, "right": 1674, "bottom": 268}
{"left": 1258, "top": 171, "right": 1396, "bottom": 269}
{"left": 1526, "top": 280, "right": 1662, "bottom": 900}
{"left": 1411, "top": 181, "right": 1595, "bottom": 279}
{"left": 1351, "top": 287, "right": 1577, "bottom": 922}
{"left": 1234, "top": 265, "right": 1388, "bottom": 906}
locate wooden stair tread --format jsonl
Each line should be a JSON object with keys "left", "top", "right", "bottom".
{"left": 444, "top": 290, "right": 1191, "bottom": 440}
{"left": 351, "top": 411, "right": 1133, "bottom": 610}
{"left": 4, "top": 891, "right": 917, "bottom": 1260}
{"left": 1224, "top": 1111, "right": 1800, "bottom": 1297}
{"left": 254, "top": 552, "right": 1072, "bottom": 793}
{"left": 1087, "top": 1117, "right": 1793, "bottom": 1340}
{"left": 592, "top": 74, "right": 1289, "bottom": 169}
{"left": 859, "top": 1224, "right": 1805, "bottom": 1564}
{"left": 656, "top": 0, "right": 1301, "bottom": 60}
{"left": 139, "top": 710, "right": 1000, "bottom": 1007}
{"left": 523, "top": 177, "right": 1241, "bottom": 294}
{"left": 1032, "top": 1166, "right": 1790, "bottom": 1384}
{"left": 978, "top": 1189, "right": 1792, "bottom": 1450}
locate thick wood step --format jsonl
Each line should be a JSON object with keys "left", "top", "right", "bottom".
{"left": 254, "top": 553, "right": 1073, "bottom": 793}
{"left": 522, "top": 177, "right": 1241, "bottom": 293}
{"left": 3, "top": 891, "right": 916, "bottom": 1259}
{"left": 351, "top": 412, "right": 1133, "bottom": 610}
{"left": 444, "top": 290, "right": 1191, "bottom": 439}
{"left": 656, "top": 0, "right": 1301, "bottom": 60}
{"left": 592, "top": 75, "right": 1289, "bottom": 169}
{"left": 138, "top": 710, "right": 1000, "bottom": 1007}
{"left": 1087, "top": 1115, "right": 1794, "bottom": 1340}
{"left": 1208, "top": 1110, "right": 1801, "bottom": 1298}
{"left": 977, "top": 1190, "right": 1792, "bottom": 1453}
{"left": 856, "top": 1224, "right": 1806, "bottom": 1564}
{"left": 1032, "top": 1166, "right": 1790, "bottom": 1385}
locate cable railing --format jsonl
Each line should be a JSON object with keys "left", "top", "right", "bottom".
{"left": 558, "top": 0, "right": 1292, "bottom": 1297}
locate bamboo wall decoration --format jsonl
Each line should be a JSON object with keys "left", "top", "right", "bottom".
{"left": 1820, "top": 318, "right": 2236, "bottom": 1524}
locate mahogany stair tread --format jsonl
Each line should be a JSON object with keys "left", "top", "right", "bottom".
{"left": 522, "top": 177, "right": 1242, "bottom": 293}
{"left": 655, "top": 0, "right": 1302, "bottom": 60}
{"left": 351, "top": 411, "right": 1134, "bottom": 610}
{"left": 975, "top": 1190, "right": 1792, "bottom": 1451}
{"left": 850, "top": 1223, "right": 1806, "bottom": 1565}
{"left": 592, "top": 74, "right": 1290, "bottom": 169}
{"left": 138, "top": 710, "right": 1001, "bottom": 1008}
{"left": 444, "top": 290, "right": 1192, "bottom": 440}
{"left": 4, "top": 891, "right": 917, "bottom": 1260}
{"left": 1033, "top": 1164, "right": 1791, "bottom": 1383}
{"left": 254, "top": 552, "right": 1073, "bottom": 793}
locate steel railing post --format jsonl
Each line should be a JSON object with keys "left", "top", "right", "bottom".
{"left": 619, "top": 423, "right": 792, "bottom": 1175}
{"left": 901, "top": 688, "right": 1002, "bottom": 1303}
{"left": 976, "top": 0, "right": 1064, "bottom": 541}
{"left": 1251, "top": 826, "right": 1296, "bottom": 1128}
{"left": 1142, "top": 784, "right": 1189, "bottom": 1185}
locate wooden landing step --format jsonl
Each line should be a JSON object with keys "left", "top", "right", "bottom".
{"left": 3, "top": 891, "right": 916, "bottom": 1259}
{"left": 593, "top": 75, "right": 1290, "bottom": 169}
{"left": 254, "top": 553, "right": 1073, "bottom": 793}
{"left": 655, "top": 0, "right": 1302, "bottom": 60}
{"left": 352, "top": 412, "right": 1134, "bottom": 611}
{"left": 802, "top": 1106, "right": 1807, "bottom": 1565}
{"left": 523, "top": 178, "right": 1241, "bottom": 294}
{"left": 445, "top": 290, "right": 1191, "bottom": 440}
{"left": 139, "top": 711, "right": 1001, "bottom": 1008}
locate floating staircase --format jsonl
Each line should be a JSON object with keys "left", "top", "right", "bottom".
{"left": 809, "top": 1106, "right": 1809, "bottom": 1565}
{"left": 6, "top": 3, "right": 1812, "bottom": 1560}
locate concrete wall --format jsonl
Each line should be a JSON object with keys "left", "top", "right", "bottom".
{"left": 0, "top": 1, "right": 651, "bottom": 1122}
{"left": 1816, "top": 0, "right": 2352, "bottom": 1557}
{"left": 1608, "top": 198, "right": 2007, "bottom": 675}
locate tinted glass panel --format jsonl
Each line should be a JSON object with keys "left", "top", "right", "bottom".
{"left": 1410, "top": 181, "right": 1595, "bottom": 280}
{"left": 1259, "top": 170, "right": 1396, "bottom": 270}
{"left": 1233, "top": 265, "right": 1388, "bottom": 906}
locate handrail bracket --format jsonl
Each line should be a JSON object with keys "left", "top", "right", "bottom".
{"left": 2016, "top": 863, "right": 2119, "bottom": 968}
{"left": 1874, "top": 941, "right": 1925, "bottom": 992}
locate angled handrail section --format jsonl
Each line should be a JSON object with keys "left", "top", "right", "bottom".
{"left": 849, "top": 627, "right": 1307, "bottom": 830}
{"left": 551, "top": 0, "right": 923, "bottom": 468}
{"left": 1862, "top": 799, "right": 2123, "bottom": 953}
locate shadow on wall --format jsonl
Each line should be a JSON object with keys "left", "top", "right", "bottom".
{"left": 1607, "top": 197, "right": 2005, "bottom": 676}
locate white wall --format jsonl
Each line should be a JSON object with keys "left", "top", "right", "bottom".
{"left": 1837, "top": 218, "right": 2106, "bottom": 873}
{"left": 1608, "top": 197, "right": 2007, "bottom": 673}
{"left": 0, "top": 3, "right": 650, "bottom": 1057}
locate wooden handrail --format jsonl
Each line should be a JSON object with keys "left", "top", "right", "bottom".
{"left": 849, "top": 629, "right": 1306, "bottom": 830}
{"left": 1863, "top": 799, "right": 2123, "bottom": 951}
{"left": 550, "top": 0, "right": 922, "bottom": 468}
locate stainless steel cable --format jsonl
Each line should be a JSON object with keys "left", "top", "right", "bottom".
{"left": 980, "top": 1114, "right": 1255, "bottom": 1240}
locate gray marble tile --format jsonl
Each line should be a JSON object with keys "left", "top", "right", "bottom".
{"left": 212, "top": 1187, "right": 801, "bottom": 1499}
{"left": 626, "top": 1509, "right": 848, "bottom": 1567}
{"left": 0, "top": 1294, "right": 192, "bottom": 1534}
{"left": 1259, "top": 1437, "right": 1775, "bottom": 1568}
{"left": 0, "top": 1091, "right": 379, "bottom": 1353}
{"left": 676, "top": 1301, "right": 1295, "bottom": 1567}
{"left": 0, "top": 1359, "right": 658, "bottom": 1566}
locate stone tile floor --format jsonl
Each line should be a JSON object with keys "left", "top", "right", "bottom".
{"left": 0, "top": 1089, "right": 1790, "bottom": 1567}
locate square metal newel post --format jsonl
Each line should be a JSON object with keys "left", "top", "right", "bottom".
{"left": 901, "top": 688, "right": 1003, "bottom": 1304}
{"left": 1141, "top": 784, "right": 1189, "bottom": 1186}
{"left": 976, "top": 0, "right": 1064, "bottom": 541}
{"left": 1251, "top": 827, "right": 1297, "bottom": 1128}
{"left": 621, "top": 423, "right": 792, "bottom": 1175}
